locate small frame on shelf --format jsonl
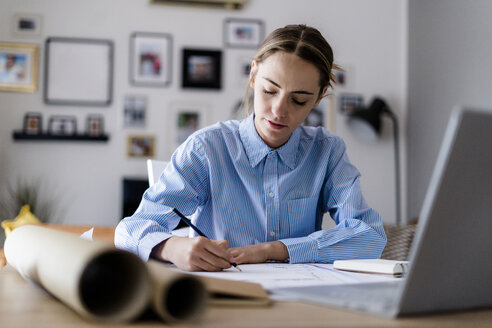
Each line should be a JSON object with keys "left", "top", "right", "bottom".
{"left": 23, "top": 112, "right": 42, "bottom": 135}
{"left": 48, "top": 115, "right": 77, "bottom": 136}
{"left": 130, "top": 32, "right": 172, "bottom": 87}
{"left": 224, "top": 18, "right": 264, "bottom": 49}
{"left": 127, "top": 135, "right": 155, "bottom": 158}
{"left": 182, "top": 48, "right": 222, "bottom": 90}
{"left": 86, "top": 114, "right": 104, "bottom": 137}
{"left": 0, "top": 42, "right": 39, "bottom": 93}
{"left": 44, "top": 37, "right": 113, "bottom": 106}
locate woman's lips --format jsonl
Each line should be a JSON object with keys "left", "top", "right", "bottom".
{"left": 267, "top": 120, "right": 287, "bottom": 130}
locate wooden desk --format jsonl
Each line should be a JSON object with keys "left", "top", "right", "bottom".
{"left": 2, "top": 266, "right": 492, "bottom": 328}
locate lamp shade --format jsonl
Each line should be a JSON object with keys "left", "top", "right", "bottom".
{"left": 347, "top": 97, "right": 388, "bottom": 141}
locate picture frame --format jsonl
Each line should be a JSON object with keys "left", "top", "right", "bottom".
{"left": 237, "top": 54, "right": 254, "bottom": 87}
{"left": 48, "top": 115, "right": 77, "bottom": 136}
{"left": 127, "top": 135, "right": 155, "bottom": 158}
{"left": 182, "top": 48, "right": 222, "bottom": 89}
{"left": 44, "top": 37, "right": 113, "bottom": 106}
{"left": 0, "top": 42, "right": 38, "bottom": 93}
{"left": 339, "top": 93, "right": 364, "bottom": 114}
{"left": 12, "top": 13, "right": 43, "bottom": 37}
{"left": 86, "top": 114, "right": 104, "bottom": 137}
{"left": 224, "top": 18, "right": 264, "bottom": 49}
{"left": 130, "top": 32, "right": 172, "bottom": 87}
{"left": 123, "top": 95, "right": 147, "bottom": 128}
{"left": 23, "top": 112, "right": 42, "bottom": 135}
{"left": 171, "top": 102, "right": 209, "bottom": 148}
{"left": 303, "top": 97, "right": 335, "bottom": 132}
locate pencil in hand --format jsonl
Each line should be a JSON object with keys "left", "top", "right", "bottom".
{"left": 172, "top": 208, "right": 242, "bottom": 271}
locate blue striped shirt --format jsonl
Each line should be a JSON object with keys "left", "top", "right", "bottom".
{"left": 115, "top": 114, "right": 386, "bottom": 263}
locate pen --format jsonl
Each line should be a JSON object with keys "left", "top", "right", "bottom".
{"left": 172, "top": 208, "right": 241, "bottom": 271}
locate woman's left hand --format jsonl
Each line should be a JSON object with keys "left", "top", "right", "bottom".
{"left": 228, "top": 241, "right": 289, "bottom": 265}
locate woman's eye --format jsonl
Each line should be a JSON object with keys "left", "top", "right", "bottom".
{"left": 292, "top": 98, "right": 307, "bottom": 106}
{"left": 263, "top": 89, "right": 276, "bottom": 95}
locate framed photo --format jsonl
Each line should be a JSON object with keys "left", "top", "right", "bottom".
{"left": 86, "top": 114, "right": 104, "bottom": 137}
{"left": 127, "top": 135, "right": 155, "bottom": 158}
{"left": 23, "top": 112, "right": 42, "bottom": 135}
{"left": 124, "top": 95, "right": 147, "bottom": 128}
{"left": 12, "top": 13, "right": 43, "bottom": 37}
{"left": 333, "top": 63, "right": 355, "bottom": 91}
{"left": 224, "top": 18, "right": 264, "bottom": 49}
{"left": 339, "top": 93, "right": 364, "bottom": 114}
{"left": 182, "top": 49, "right": 222, "bottom": 89}
{"left": 237, "top": 54, "right": 254, "bottom": 87}
{"left": 130, "top": 32, "right": 172, "bottom": 87}
{"left": 44, "top": 37, "right": 113, "bottom": 106}
{"left": 171, "top": 102, "right": 209, "bottom": 148}
{"left": 0, "top": 42, "right": 38, "bottom": 92}
{"left": 48, "top": 115, "right": 77, "bottom": 136}
{"left": 303, "top": 97, "right": 336, "bottom": 132}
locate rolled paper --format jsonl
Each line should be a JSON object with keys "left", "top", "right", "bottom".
{"left": 147, "top": 260, "right": 208, "bottom": 323}
{"left": 4, "top": 225, "right": 151, "bottom": 322}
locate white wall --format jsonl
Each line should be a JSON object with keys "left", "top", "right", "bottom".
{"left": 407, "top": 0, "right": 492, "bottom": 220}
{"left": 0, "top": 0, "right": 407, "bottom": 227}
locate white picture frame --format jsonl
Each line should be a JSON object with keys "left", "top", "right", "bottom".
{"left": 224, "top": 18, "right": 264, "bottom": 49}
{"left": 130, "top": 32, "right": 172, "bottom": 87}
{"left": 44, "top": 37, "right": 113, "bottom": 106}
{"left": 171, "top": 102, "right": 209, "bottom": 149}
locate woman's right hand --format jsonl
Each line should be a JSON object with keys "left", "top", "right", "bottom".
{"left": 153, "top": 236, "right": 232, "bottom": 272}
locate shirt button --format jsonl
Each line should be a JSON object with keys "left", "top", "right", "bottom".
{"left": 270, "top": 231, "right": 275, "bottom": 236}
{"left": 269, "top": 192, "right": 275, "bottom": 198}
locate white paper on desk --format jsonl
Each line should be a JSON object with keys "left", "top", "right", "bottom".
{"left": 190, "top": 263, "right": 398, "bottom": 291}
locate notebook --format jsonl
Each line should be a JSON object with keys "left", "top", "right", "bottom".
{"left": 275, "top": 107, "right": 492, "bottom": 317}
{"left": 333, "top": 259, "right": 409, "bottom": 276}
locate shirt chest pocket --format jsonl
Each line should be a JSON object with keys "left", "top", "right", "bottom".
{"left": 286, "top": 196, "right": 318, "bottom": 238}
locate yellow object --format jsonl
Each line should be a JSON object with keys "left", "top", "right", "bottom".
{"left": 1, "top": 205, "right": 41, "bottom": 237}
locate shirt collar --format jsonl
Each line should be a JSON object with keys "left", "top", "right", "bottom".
{"left": 239, "top": 114, "right": 299, "bottom": 170}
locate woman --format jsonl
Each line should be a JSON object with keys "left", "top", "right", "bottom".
{"left": 115, "top": 25, "right": 386, "bottom": 272}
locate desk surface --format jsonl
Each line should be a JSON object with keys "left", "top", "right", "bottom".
{"left": 2, "top": 266, "right": 492, "bottom": 328}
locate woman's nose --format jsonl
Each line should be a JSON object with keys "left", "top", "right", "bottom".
{"left": 271, "top": 96, "right": 288, "bottom": 118}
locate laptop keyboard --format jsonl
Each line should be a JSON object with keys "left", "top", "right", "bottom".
{"left": 275, "top": 281, "right": 402, "bottom": 313}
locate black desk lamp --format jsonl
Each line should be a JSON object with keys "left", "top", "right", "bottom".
{"left": 347, "top": 97, "right": 401, "bottom": 225}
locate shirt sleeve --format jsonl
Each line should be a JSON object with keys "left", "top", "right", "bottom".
{"left": 114, "top": 138, "right": 209, "bottom": 261}
{"left": 279, "top": 137, "right": 387, "bottom": 264}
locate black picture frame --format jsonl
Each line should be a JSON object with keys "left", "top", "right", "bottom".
{"left": 44, "top": 37, "right": 114, "bottom": 106}
{"left": 48, "top": 115, "right": 77, "bottom": 136}
{"left": 86, "top": 114, "right": 104, "bottom": 137}
{"left": 23, "top": 112, "right": 42, "bottom": 135}
{"left": 224, "top": 18, "right": 264, "bottom": 49}
{"left": 130, "top": 32, "right": 172, "bottom": 87}
{"left": 181, "top": 48, "right": 222, "bottom": 90}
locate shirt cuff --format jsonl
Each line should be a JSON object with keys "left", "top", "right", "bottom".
{"left": 137, "top": 232, "right": 173, "bottom": 261}
{"left": 279, "top": 236, "right": 319, "bottom": 264}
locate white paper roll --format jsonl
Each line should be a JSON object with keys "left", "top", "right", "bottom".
{"left": 4, "top": 225, "right": 151, "bottom": 322}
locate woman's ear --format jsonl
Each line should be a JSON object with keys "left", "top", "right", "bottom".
{"left": 249, "top": 60, "right": 257, "bottom": 88}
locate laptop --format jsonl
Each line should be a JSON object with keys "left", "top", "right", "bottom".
{"left": 275, "top": 107, "right": 492, "bottom": 317}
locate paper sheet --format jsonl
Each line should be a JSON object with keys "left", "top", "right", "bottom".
{"left": 190, "top": 263, "right": 399, "bottom": 290}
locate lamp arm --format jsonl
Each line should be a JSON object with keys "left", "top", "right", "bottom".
{"left": 384, "top": 109, "right": 402, "bottom": 225}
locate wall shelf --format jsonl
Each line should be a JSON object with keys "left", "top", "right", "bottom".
{"left": 12, "top": 131, "right": 109, "bottom": 142}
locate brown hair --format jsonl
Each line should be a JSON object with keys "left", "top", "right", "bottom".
{"left": 243, "top": 24, "right": 340, "bottom": 114}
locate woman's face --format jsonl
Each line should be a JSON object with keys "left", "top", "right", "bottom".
{"left": 250, "top": 51, "right": 326, "bottom": 149}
